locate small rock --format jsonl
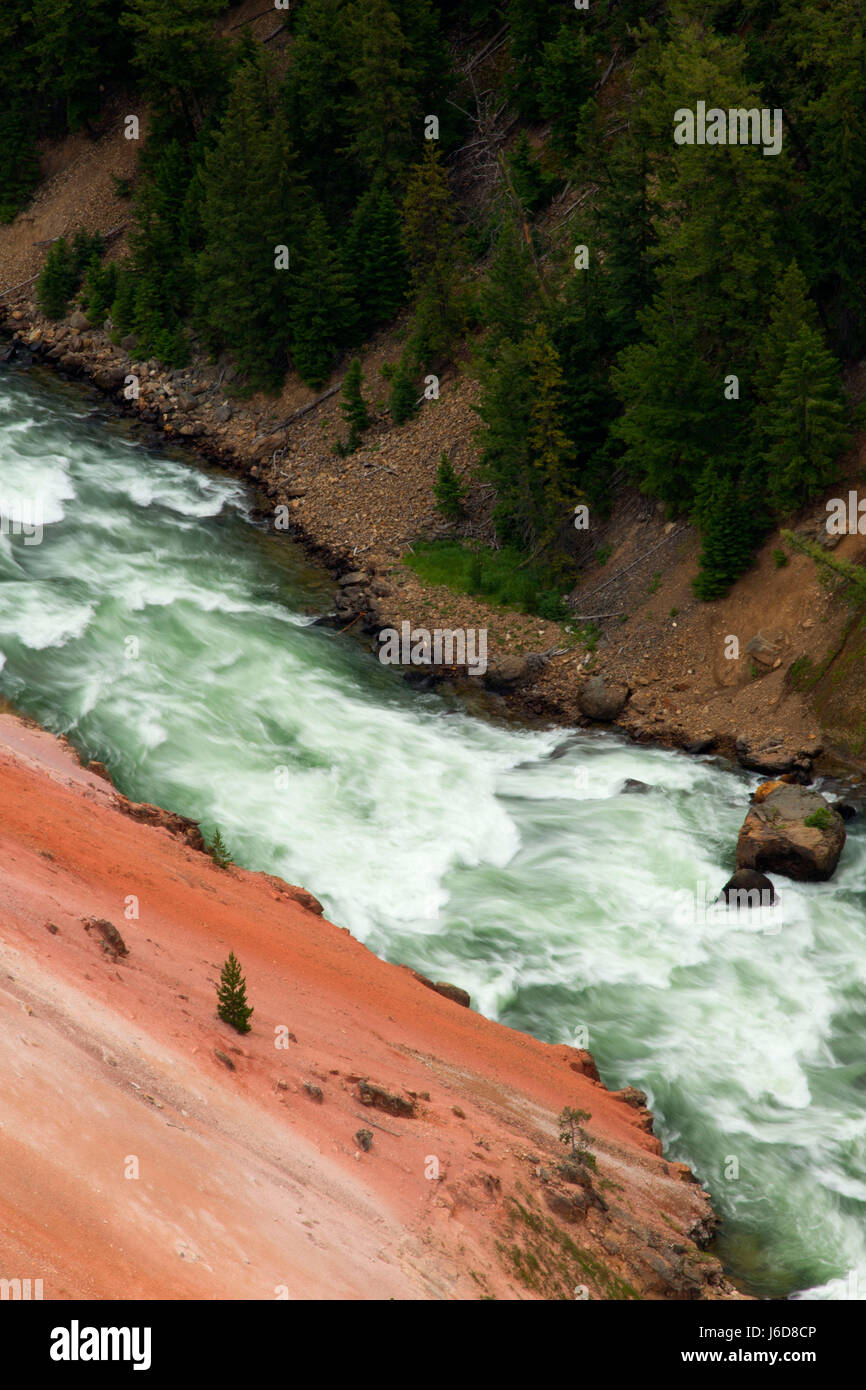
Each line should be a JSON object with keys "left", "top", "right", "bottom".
{"left": 354, "top": 1128, "right": 373, "bottom": 1152}
{"left": 214, "top": 1049, "right": 235, "bottom": 1070}
{"left": 303, "top": 1082, "right": 323, "bottom": 1102}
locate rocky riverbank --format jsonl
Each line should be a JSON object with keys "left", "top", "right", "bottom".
{"left": 3, "top": 294, "right": 860, "bottom": 792}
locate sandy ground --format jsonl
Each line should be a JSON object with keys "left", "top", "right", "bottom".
{"left": 0, "top": 713, "right": 738, "bottom": 1300}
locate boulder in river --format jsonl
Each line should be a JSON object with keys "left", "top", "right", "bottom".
{"left": 736, "top": 783, "right": 846, "bottom": 881}
{"left": 622, "top": 778, "right": 650, "bottom": 795}
{"left": 578, "top": 675, "right": 629, "bottom": 722}
{"left": 718, "top": 868, "right": 776, "bottom": 907}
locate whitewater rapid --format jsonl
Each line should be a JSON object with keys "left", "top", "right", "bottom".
{"left": 1, "top": 364, "right": 864, "bottom": 1300}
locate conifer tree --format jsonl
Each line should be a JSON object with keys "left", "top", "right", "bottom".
{"left": 401, "top": 147, "right": 464, "bottom": 364}
{"left": 122, "top": 0, "right": 226, "bottom": 129}
{"left": 507, "top": 131, "right": 553, "bottom": 216}
{"left": 434, "top": 452, "right": 467, "bottom": 520}
{"left": 537, "top": 25, "right": 597, "bottom": 157}
{"left": 525, "top": 325, "right": 576, "bottom": 545}
{"left": 36, "top": 239, "right": 77, "bottom": 319}
{"left": 478, "top": 217, "right": 539, "bottom": 359}
{"left": 344, "top": 188, "right": 408, "bottom": 338}
{"left": 692, "top": 465, "right": 766, "bottom": 601}
{"left": 754, "top": 261, "right": 822, "bottom": 400}
{"left": 761, "top": 325, "right": 849, "bottom": 514}
{"left": 345, "top": 0, "right": 415, "bottom": 182}
{"left": 340, "top": 358, "right": 370, "bottom": 451}
{"left": 195, "top": 53, "right": 301, "bottom": 386}
{"left": 216, "top": 951, "right": 253, "bottom": 1034}
{"left": 389, "top": 361, "right": 417, "bottom": 425}
{"left": 291, "top": 205, "right": 355, "bottom": 388}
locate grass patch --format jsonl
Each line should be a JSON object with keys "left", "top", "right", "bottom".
{"left": 497, "top": 1190, "right": 640, "bottom": 1301}
{"left": 404, "top": 540, "right": 570, "bottom": 622}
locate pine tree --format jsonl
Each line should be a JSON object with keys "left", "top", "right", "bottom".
{"left": 478, "top": 217, "right": 539, "bottom": 359}
{"left": 195, "top": 53, "right": 302, "bottom": 387}
{"left": 761, "top": 325, "right": 849, "bottom": 514}
{"left": 27, "top": 0, "right": 126, "bottom": 131}
{"left": 525, "top": 325, "right": 576, "bottom": 545}
{"left": 216, "top": 951, "right": 253, "bottom": 1034}
{"left": 345, "top": 0, "right": 415, "bottom": 182}
{"left": 291, "top": 205, "right": 355, "bottom": 388}
{"left": 344, "top": 187, "right": 408, "bottom": 339}
{"left": 507, "top": 131, "right": 554, "bottom": 216}
{"left": 754, "top": 261, "right": 821, "bottom": 400}
{"left": 341, "top": 358, "right": 370, "bottom": 451}
{"left": 36, "top": 238, "right": 77, "bottom": 319}
{"left": 389, "top": 361, "right": 417, "bottom": 424}
{"left": 476, "top": 333, "right": 539, "bottom": 549}
{"left": 692, "top": 464, "right": 766, "bottom": 601}
{"left": 401, "top": 147, "right": 464, "bottom": 365}
{"left": 122, "top": 0, "right": 226, "bottom": 129}
{"left": 537, "top": 24, "right": 597, "bottom": 157}
{"left": 434, "top": 452, "right": 467, "bottom": 519}
{"left": 506, "top": 0, "right": 562, "bottom": 119}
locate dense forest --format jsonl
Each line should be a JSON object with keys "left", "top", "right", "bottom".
{"left": 2, "top": 0, "right": 864, "bottom": 599}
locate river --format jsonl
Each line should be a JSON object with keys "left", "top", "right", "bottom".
{"left": 1, "top": 361, "right": 864, "bottom": 1300}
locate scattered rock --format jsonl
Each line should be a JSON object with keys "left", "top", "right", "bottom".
{"left": 745, "top": 630, "right": 784, "bottom": 667}
{"left": 339, "top": 570, "right": 367, "bottom": 587}
{"left": 82, "top": 916, "right": 128, "bottom": 958}
{"left": 68, "top": 310, "right": 89, "bottom": 332}
{"left": 578, "top": 675, "right": 629, "bottom": 722}
{"left": 303, "top": 1082, "right": 323, "bottom": 1102}
{"left": 452, "top": 1105, "right": 466, "bottom": 1119}
{"left": 736, "top": 784, "right": 846, "bottom": 881}
{"left": 357, "top": 1080, "right": 415, "bottom": 1118}
{"left": 213, "top": 1049, "right": 235, "bottom": 1070}
{"left": 45, "top": 921, "right": 60, "bottom": 935}
{"left": 354, "top": 1128, "right": 373, "bottom": 1152}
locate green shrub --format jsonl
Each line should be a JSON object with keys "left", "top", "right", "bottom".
{"left": 804, "top": 807, "right": 833, "bottom": 830}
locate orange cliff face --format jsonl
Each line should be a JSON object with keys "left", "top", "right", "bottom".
{"left": 0, "top": 711, "right": 743, "bottom": 1301}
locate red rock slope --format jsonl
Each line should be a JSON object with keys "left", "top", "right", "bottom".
{"left": 0, "top": 712, "right": 741, "bottom": 1300}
